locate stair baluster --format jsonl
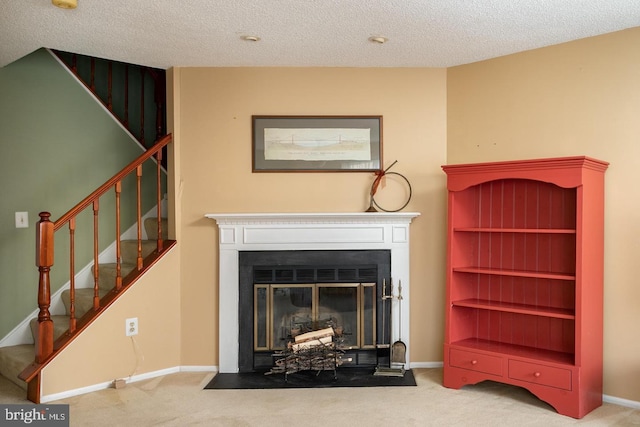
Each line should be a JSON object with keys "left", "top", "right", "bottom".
{"left": 136, "top": 165, "right": 144, "bottom": 270}
{"left": 115, "top": 182, "right": 123, "bottom": 290}
{"left": 156, "top": 150, "right": 164, "bottom": 251}
{"left": 92, "top": 200, "right": 100, "bottom": 310}
{"left": 140, "top": 68, "right": 146, "bottom": 146}
{"left": 124, "top": 64, "right": 130, "bottom": 128}
{"left": 107, "top": 61, "right": 113, "bottom": 111}
{"left": 90, "top": 57, "right": 96, "bottom": 92}
{"left": 68, "top": 218, "right": 77, "bottom": 333}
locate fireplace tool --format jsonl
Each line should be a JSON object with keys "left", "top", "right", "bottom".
{"left": 374, "top": 278, "right": 405, "bottom": 377}
{"left": 374, "top": 278, "right": 391, "bottom": 376}
{"left": 390, "top": 280, "right": 406, "bottom": 375}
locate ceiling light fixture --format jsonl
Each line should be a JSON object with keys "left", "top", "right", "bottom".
{"left": 368, "top": 36, "right": 388, "bottom": 44}
{"left": 241, "top": 35, "right": 261, "bottom": 42}
{"left": 52, "top": 0, "right": 77, "bottom": 9}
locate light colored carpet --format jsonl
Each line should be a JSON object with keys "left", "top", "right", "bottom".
{"left": 1, "top": 369, "right": 639, "bottom": 426}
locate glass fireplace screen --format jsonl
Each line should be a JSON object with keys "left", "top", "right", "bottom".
{"left": 254, "top": 283, "right": 376, "bottom": 351}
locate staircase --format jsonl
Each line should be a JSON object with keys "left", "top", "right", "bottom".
{"left": 0, "top": 51, "right": 173, "bottom": 403}
{"left": 0, "top": 217, "right": 168, "bottom": 392}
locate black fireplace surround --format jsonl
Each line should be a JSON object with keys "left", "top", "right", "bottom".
{"left": 238, "top": 250, "right": 391, "bottom": 372}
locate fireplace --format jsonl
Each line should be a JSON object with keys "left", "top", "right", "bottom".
{"left": 205, "top": 212, "right": 420, "bottom": 373}
{"left": 239, "top": 249, "right": 390, "bottom": 371}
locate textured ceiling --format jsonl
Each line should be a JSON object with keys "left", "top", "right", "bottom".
{"left": 2, "top": 0, "right": 640, "bottom": 69}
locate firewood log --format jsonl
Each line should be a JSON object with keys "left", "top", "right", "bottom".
{"left": 293, "top": 327, "right": 335, "bottom": 343}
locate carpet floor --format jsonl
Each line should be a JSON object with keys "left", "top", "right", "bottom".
{"left": 205, "top": 367, "right": 416, "bottom": 389}
{"left": 2, "top": 368, "right": 640, "bottom": 426}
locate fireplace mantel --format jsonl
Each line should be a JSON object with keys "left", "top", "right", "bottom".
{"left": 205, "top": 212, "right": 420, "bottom": 373}
{"left": 207, "top": 212, "right": 420, "bottom": 224}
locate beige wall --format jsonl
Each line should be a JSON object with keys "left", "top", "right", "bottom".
{"left": 447, "top": 27, "right": 640, "bottom": 401}
{"left": 175, "top": 68, "right": 448, "bottom": 366}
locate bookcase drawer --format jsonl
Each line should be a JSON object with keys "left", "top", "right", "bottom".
{"left": 449, "top": 348, "right": 502, "bottom": 376}
{"left": 508, "top": 360, "right": 572, "bottom": 390}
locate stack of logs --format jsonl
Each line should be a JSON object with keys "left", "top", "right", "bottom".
{"left": 267, "top": 327, "right": 345, "bottom": 377}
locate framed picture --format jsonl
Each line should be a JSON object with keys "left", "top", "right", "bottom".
{"left": 252, "top": 115, "right": 382, "bottom": 172}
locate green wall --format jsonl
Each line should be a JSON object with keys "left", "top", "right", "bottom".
{"left": 0, "top": 49, "right": 162, "bottom": 340}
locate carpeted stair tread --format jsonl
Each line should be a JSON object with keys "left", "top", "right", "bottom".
{"left": 94, "top": 262, "right": 136, "bottom": 289}
{"left": 61, "top": 287, "right": 111, "bottom": 319}
{"left": 0, "top": 344, "right": 34, "bottom": 391}
{"left": 29, "top": 315, "right": 72, "bottom": 343}
{"left": 144, "top": 217, "right": 168, "bottom": 241}
{"left": 98, "top": 262, "right": 136, "bottom": 276}
{"left": 121, "top": 239, "right": 158, "bottom": 263}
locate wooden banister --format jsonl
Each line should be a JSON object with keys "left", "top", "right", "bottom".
{"left": 53, "top": 135, "right": 171, "bottom": 231}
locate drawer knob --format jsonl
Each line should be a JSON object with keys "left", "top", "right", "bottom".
{"left": 534, "top": 372, "right": 541, "bottom": 378}
{"left": 471, "top": 360, "right": 478, "bottom": 365}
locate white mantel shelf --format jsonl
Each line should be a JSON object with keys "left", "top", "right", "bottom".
{"left": 205, "top": 212, "right": 420, "bottom": 224}
{"left": 206, "top": 211, "right": 420, "bottom": 373}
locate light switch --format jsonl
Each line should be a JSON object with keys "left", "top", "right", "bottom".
{"left": 15, "top": 212, "right": 29, "bottom": 228}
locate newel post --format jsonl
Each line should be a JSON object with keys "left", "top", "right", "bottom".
{"left": 35, "top": 212, "right": 54, "bottom": 363}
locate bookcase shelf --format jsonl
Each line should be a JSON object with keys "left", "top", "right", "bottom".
{"left": 452, "top": 267, "right": 575, "bottom": 281}
{"left": 454, "top": 227, "right": 576, "bottom": 234}
{"left": 452, "top": 299, "right": 575, "bottom": 319}
{"left": 442, "top": 156, "right": 608, "bottom": 419}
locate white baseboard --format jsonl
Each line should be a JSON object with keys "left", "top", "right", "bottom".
{"left": 40, "top": 378, "right": 117, "bottom": 404}
{"left": 180, "top": 365, "right": 218, "bottom": 372}
{"left": 40, "top": 365, "right": 216, "bottom": 403}
{"left": 603, "top": 394, "right": 640, "bottom": 410}
{"left": 410, "top": 361, "right": 444, "bottom": 369}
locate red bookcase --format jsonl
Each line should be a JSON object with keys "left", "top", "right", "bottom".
{"left": 441, "top": 156, "right": 608, "bottom": 419}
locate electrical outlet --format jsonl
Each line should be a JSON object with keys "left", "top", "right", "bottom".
{"left": 126, "top": 317, "right": 138, "bottom": 336}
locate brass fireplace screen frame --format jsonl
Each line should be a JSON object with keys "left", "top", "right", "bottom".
{"left": 254, "top": 282, "right": 377, "bottom": 351}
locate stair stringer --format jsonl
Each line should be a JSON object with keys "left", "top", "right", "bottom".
{"left": 0, "top": 203, "right": 165, "bottom": 348}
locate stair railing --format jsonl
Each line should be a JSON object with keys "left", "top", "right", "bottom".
{"left": 52, "top": 50, "right": 166, "bottom": 149}
{"left": 21, "top": 134, "right": 173, "bottom": 401}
